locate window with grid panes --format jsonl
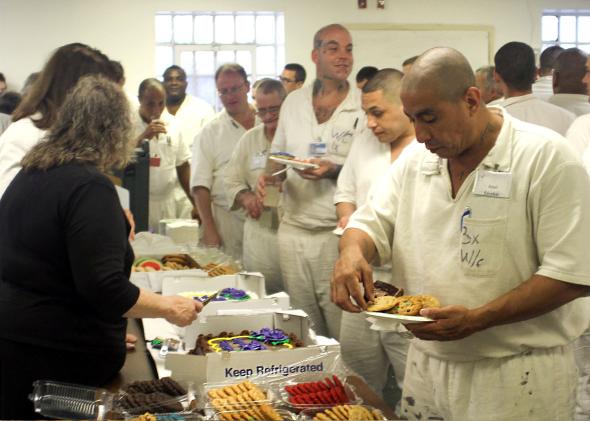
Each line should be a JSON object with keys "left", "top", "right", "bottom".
{"left": 541, "top": 11, "right": 590, "bottom": 54}
{"left": 155, "top": 11, "right": 285, "bottom": 110}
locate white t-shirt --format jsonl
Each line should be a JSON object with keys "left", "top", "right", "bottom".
{"left": 272, "top": 83, "right": 366, "bottom": 230}
{"left": 499, "top": 93, "right": 575, "bottom": 136}
{"left": 0, "top": 115, "right": 45, "bottom": 199}
{"left": 162, "top": 94, "right": 215, "bottom": 149}
{"left": 547, "top": 93, "right": 590, "bottom": 117}
{"left": 348, "top": 110, "right": 590, "bottom": 361}
{"left": 566, "top": 113, "right": 590, "bottom": 156}
{"left": 224, "top": 124, "right": 270, "bottom": 208}
{"left": 132, "top": 113, "right": 190, "bottom": 198}
{"left": 191, "top": 109, "right": 257, "bottom": 209}
{"left": 532, "top": 75, "right": 553, "bottom": 101}
{"left": 335, "top": 130, "right": 419, "bottom": 208}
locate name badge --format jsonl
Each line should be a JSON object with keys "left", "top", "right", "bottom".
{"left": 250, "top": 153, "right": 266, "bottom": 170}
{"left": 473, "top": 170, "right": 511, "bottom": 198}
{"left": 309, "top": 142, "right": 327, "bottom": 157}
{"left": 149, "top": 156, "right": 161, "bottom": 167}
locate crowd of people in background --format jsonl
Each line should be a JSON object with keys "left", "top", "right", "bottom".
{"left": 1, "top": 22, "right": 590, "bottom": 421}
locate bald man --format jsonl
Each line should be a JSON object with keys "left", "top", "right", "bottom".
{"left": 332, "top": 47, "right": 590, "bottom": 421}
{"left": 260, "top": 24, "right": 366, "bottom": 339}
{"left": 133, "top": 78, "right": 193, "bottom": 232}
{"left": 334, "top": 69, "right": 414, "bottom": 405}
{"left": 549, "top": 48, "right": 590, "bottom": 116}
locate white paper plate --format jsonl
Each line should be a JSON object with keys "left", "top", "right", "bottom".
{"left": 364, "top": 311, "right": 434, "bottom": 324}
{"left": 269, "top": 155, "right": 319, "bottom": 170}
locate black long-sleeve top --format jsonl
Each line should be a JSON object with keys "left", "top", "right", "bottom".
{"left": 0, "top": 162, "right": 140, "bottom": 355}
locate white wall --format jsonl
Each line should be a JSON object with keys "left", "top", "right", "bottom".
{"left": 1, "top": 0, "right": 589, "bottom": 96}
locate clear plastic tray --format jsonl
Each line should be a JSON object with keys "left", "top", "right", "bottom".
{"left": 277, "top": 373, "right": 361, "bottom": 410}
{"left": 297, "top": 404, "right": 387, "bottom": 420}
{"left": 203, "top": 380, "right": 274, "bottom": 409}
{"left": 29, "top": 380, "right": 115, "bottom": 420}
{"left": 207, "top": 407, "right": 295, "bottom": 421}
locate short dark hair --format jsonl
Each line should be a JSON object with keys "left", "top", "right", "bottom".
{"left": 0, "top": 73, "right": 5, "bottom": 83}
{"left": 0, "top": 91, "right": 22, "bottom": 114}
{"left": 494, "top": 41, "right": 536, "bottom": 91}
{"left": 215, "top": 63, "right": 248, "bottom": 83}
{"left": 539, "top": 45, "right": 564, "bottom": 74}
{"left": 256, "top": 78, "right": 287, "bottom": 101}
{"left": 163, "top": 65, "right": 187, "bottom": 81}
{"left": 356, "top": 66, "right": 379, "bottom": 83}
{"left": 12, "top": 43, "right": 116, "bottom": 130}
{"left": 284, "top": 63, "right": 306, "bottom": 83}
{"left": 138, "top": 78, "right": 165, "bottom": 98}
{"left": 362, "top": 68, "right": 404, "bottom": 103}
{"left": 402, "top": 56, "right": 418, "bottom": 67}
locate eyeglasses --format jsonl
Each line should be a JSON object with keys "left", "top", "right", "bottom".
{"left": 256, "top": 105, "right": 281, "bottom": 116}
{"left": 218, "top": 82, "right": 245, "bottom": 97}
{"left": 279, "top": 76, "right": 297, "bottom": 84}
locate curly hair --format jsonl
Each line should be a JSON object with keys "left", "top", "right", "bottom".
{"left": 21, "top": 75, "right": 133, "bottom": 172}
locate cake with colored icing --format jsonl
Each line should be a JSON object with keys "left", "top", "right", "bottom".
{"left": 188, "top": 328, "right": 303, "bottom": 355}
{"left": 178, "top": 287, "right": 257, "bottom": 302}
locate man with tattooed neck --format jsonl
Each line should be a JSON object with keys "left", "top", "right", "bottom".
{"left": 261, "top": 24, "right": 365, "bottom": 339}
{"left": 332, "top": 47, "right": 590, "bottom": 421}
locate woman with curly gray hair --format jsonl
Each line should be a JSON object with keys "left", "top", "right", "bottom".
{"left": 0, "top": 76, "right": 202, "bottom": 419}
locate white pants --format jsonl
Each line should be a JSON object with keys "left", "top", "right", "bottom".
{"left": 149, "top": 193, "right": 177, "bottom": 233}
{"left": 401, "top": 343, "right": 577, "bottom": 421}
{"left": 278, "top": 223, "right": 342, "bottom": 339}
{"left": 212, "top": 204, "right": 244, "bottom": 262}
{"left": 575, "top": 326, "right": 590, "bottom": 421}
{"left": 339, "top": 311, "right": 409, "bottom": 396}
{"left": 243, "top": 217, "right": 283, "bottom": 295}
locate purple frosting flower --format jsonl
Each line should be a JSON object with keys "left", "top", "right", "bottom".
{"left": 219, "top": 340, "right": 234, "bottom": 352}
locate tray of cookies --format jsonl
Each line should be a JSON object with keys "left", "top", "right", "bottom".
{"left": 116, "top": 377, "right": 198, "bottom": 417}
{"left": 203, "top": 380, "right": 285, "bottom": 420}
{"left": 277, "top": 374, "right": 361, "bottom": 410}
{"left": 297, "top": 404, "right": 387, "bottom": 420}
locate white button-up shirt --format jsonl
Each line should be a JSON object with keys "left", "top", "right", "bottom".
{"left": 548, "top": 93, "right": 590, "bottom": 117}
{"left": 499, "top": 94, "right": 575, "bottom": 136}
{"left": 272, "top": 83, "right": 366, "bottom": 230}
{"left": 348, "top": 110, "right": 590, "bottom": 361}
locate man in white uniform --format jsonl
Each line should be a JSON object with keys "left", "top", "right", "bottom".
{"left": 568, "top": 53, "right": 590, "bottom": 155}
{"left": 191, "top": 64, "right": 257, "bottom": 260}
{"left": 162, "top": 65, "right": 215, "bottom": 220}
{"left": 474, "top": 66, "right": 502, "bottom": 104}
{"left": 548, "top": 48, "right": 590, "bottom": 116}
{"left": 261, "top": 24, "right": 366, "bottom": 339}
{"left": 494, "top": 41, "right": 575, "bottom": 135}
{"left": 334, "top": 69, "right": 413, "bottom": 402}
{"left": 279, "top": 63, "right": 306, "bottom": 94}
{"left": 533, "top": 45, "right": 563, "bottom": 101}
{"left": 133, "top": 79, "right": 193, "bottom": 233}
{"left": 225, "top": 79, "right": 286, "bottom": 294}
{"left": 333, "top": 47, "right": 590, "bottom": 421}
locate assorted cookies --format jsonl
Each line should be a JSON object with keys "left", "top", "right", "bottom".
{"left": 310, "top": 404, "right": 385, "bottom": 420}
{"left": 367, "top": 294, "right": 440, "bottom": 316}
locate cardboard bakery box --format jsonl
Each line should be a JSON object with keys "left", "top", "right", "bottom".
{"left": 161, "top": 273, "right": 291, "bottom": 318}
{"left": 159, "top": 218, "right": 200, "bottom": 244}
{"left": 165, "top": 311, "right": 341, "bottom": 385}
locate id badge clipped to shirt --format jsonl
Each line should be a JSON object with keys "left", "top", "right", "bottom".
{"left": 150, "top": 155, "right": 161, "bottom": 167}
{"left": 250, "top": 152, "right": 266, "bottom": 170}
{"left": 309, "top": 142, "right": 327, "bottom": 157}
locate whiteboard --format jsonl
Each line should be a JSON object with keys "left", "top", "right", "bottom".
{"left": 349, "top": 25, "right": 493, "bottom": 75}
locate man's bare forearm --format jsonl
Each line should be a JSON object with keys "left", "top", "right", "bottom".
{"left": 470, "top": 275, "right": 590, "bottom": 332}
